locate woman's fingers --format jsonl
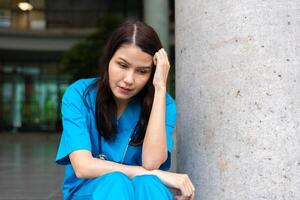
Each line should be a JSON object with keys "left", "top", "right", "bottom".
{"left": 174, "top": 195, "right": 183, "bottom": 200}
{"left": 189, "top": 178, "right": 196, "bottom": 197}
{"left": 180, "top": 174, "right": 195, "bottom": 200}
{"left": 159, "top": 48, "right": 170, "bottom": 67}
{"left": 157, "top": 49, "right": 165, "bottom": 65}
{"left": 158, "top": 49, "right": 166, "bottom": 63}
{"left": 175, "top": 195, "right": 188, "bottom": 200}
{"left": 153, "top": 170, "right": 195, "bottom": 200}
{"left": 157, "top": 48, "right": 170, "bottom": 78}
{"left": 188, "top": 180, "right": 195, "bottom": 200}
{"left": 154, "top": 48, "right": 170, "bottom": 67}
{"left": 161, "top": 48, "right": 170, "bottom": 65}
{"left": 185, "top": 173, "right": 195, "bottom": 198}
{"left": 179, "top": 185, "right": 188, "bottom": 199}
{"left": 190, "top": 192, "right": 195, "bottom": 200}
{"left": 152, "top": 48, "right": 171, "bottom": 88}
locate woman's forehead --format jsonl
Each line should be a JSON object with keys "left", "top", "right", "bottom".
{"left": 114, "top": 44, "right": 153, "bottom": 66}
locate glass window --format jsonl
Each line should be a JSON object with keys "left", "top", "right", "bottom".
{"left": 29, "top": 11, "right": 45, "bottom": 29}
{"left": 0, "top": 63, "right": 72, "bottom": 132}
{"left": 0, "top": 9, "right": 11, "bottom": 28}
{"left": 0, "top": 0, "right": 45, "bottom": 30}
{"left": 0, "top": 0, "right": 11, "bottom": 28}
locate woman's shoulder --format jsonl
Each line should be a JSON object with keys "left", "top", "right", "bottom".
{"left": 166, "top": 92, "right": 176, "bottom": 106}
{"left": 62, "top": 77, "right": 98, "bottom": 103}
{"left": 68, "top": 77, "right": 98, "bottom": 92}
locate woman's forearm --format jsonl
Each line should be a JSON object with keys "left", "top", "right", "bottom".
{"left": 78, "top": 155, "right": 191, "bottom": 197}
{"left": 142, "top": 87, "right": 168, "bottom": 169}
{"left": 77, "top": 156, "right": 154, "bottom": 179}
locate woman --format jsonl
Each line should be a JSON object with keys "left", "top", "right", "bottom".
{"left": 56, "top": 20, "right": 195, "bottom": 200}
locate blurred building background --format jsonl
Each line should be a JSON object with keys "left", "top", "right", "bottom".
{"left": 0, "top": 0, "right": 175, "bottom": 134}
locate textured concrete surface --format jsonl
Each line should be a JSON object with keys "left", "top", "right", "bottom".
{"left": 175, "top": 0, "right": 300, "bottom": 199}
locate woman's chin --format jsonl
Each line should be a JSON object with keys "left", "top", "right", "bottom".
{"left": 112, "top": 92, "right": 133, "bottom": 103}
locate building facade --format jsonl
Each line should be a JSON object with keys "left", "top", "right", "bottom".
{"left": 0, "top": 0, "right": 158, "bottom": 133}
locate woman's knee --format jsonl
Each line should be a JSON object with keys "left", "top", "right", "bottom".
{"left": 132, "top": 175, "right": 173, "bottom": 199}
{"left": 103, "top": 171, "right": 128, "bottom": 178}
{"left": 101, "top": 171, "right": 131, "bottom": 184}
{"left": 72, "top": 172, "right": 134, "bottom": 200}
{"left": 94, "top": 172, "right": 134, "bottom": 196}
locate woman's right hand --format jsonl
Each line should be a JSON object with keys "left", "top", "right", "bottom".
{"left": 153, "top": 170, "right": 195, "bottom": 200}
{"left": 152, "top": 48, "right": 170, "bottom": 91}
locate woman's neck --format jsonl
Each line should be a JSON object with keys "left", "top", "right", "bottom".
{"left": 115, "top": 99, "right": 130, "bottom": 119}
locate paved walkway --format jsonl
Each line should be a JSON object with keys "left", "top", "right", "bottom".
{"left": 0, "top": 133, "right": 178, "bottom": 199}
{"left": 0, "top": 133, "right": 64, "bottom": 200}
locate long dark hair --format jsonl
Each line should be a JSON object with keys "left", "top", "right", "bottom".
{"left": 84, "top": 20, "right": 163, "bottom": 145}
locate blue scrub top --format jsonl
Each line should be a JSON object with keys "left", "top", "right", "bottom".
{"left": 55, "top": 78, "right": 177, "bottom": 199}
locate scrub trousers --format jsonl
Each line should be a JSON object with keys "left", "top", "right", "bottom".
{"left": 71, "top": 171, "right": 174, "bottom": 200}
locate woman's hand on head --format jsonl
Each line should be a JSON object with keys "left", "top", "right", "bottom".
{"left": 153, "top": 170, "right": 195, "bottom": 200}
{"left": 152, "top": 48, "right": 170, "bottom": 91}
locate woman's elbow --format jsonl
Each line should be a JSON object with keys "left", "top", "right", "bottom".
{"left": 72, "top": 158, "right": 92, "bottom": 178}
{"left": 142, "top": 158, "right": 166, "bottom": 170}
{"left": 70, "top": 150, "right": 93, "bottom": 179}
{"left": 142, "top": 153, "right": 168, "bottom": 170}
{"left": 142, "top": 162, "right": 160, "bottom": 170}
{"left": 74, "top": 164, "right": 88, "bottom": 179}
{"left": 74, "top": 170, "right": 83, "bottom": 179}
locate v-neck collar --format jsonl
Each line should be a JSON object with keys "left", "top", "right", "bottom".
{"left": 117, "top": 96, "right": 138, "bottom": 121}
{"left": 116, "top": 96, "right": 141, "bottom": 132}
{"left": 117, "top": 103, "right": 130, "bottom": 121}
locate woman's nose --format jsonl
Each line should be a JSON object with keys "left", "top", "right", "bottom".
{"left": 123, "top": 71, "right": 134, "bottom": 85}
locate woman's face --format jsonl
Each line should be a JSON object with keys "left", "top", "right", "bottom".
{"left": 108, "top": 44, "right": 153, "bottom": 106}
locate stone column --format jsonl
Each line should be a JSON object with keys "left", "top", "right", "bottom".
{"left": 175, "top": 0, "right": 300, "bottom": 199}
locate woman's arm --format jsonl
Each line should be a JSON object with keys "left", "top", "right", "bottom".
{"left": 70, "top": 150, "right": 152, "bottom": 179}
{"left": 70, "top": 150, "right": 195, "bottom": 199}
{"left": 142, "top": 48, "right": 170, "bottom": 170}
{"left": 142, "top": 88, "right": 168, "bottom": 169}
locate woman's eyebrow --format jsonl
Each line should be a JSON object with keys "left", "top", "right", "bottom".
{"left": 118, "top": 57, "right": 131, "bottom": 65}
{"left": 136, "top": 66, "right": 151, "bottom": 70}
{"left": 118, "top": 57, "right": 152, "bottom": 69}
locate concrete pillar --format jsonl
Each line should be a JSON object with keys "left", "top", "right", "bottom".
{"left": 143, "top": 0, "right": 169, "bottom": 51}
{"left": 175, "top": 1, "right": 300, "bottom": 199}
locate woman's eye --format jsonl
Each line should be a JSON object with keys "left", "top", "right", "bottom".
{"left": 137, "top": 70, "right": 149, "bottom": 74}
{"left": 118, "top": 63, "right": 127, "bottom": 68}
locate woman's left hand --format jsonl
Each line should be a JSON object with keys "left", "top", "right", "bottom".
{"left": 153, "top": 48, "right": 170, "bottom": 90}
{"left": 152, "top": 169, "right": 195, "bottom": 200}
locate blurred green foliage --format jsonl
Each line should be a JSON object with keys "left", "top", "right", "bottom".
{"left": 60, "top": 15, "right": 123, "bottom": 81}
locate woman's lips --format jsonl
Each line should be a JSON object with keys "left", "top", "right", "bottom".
{"left": 118, "top": 86, "right": 132, "bottom": 94}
